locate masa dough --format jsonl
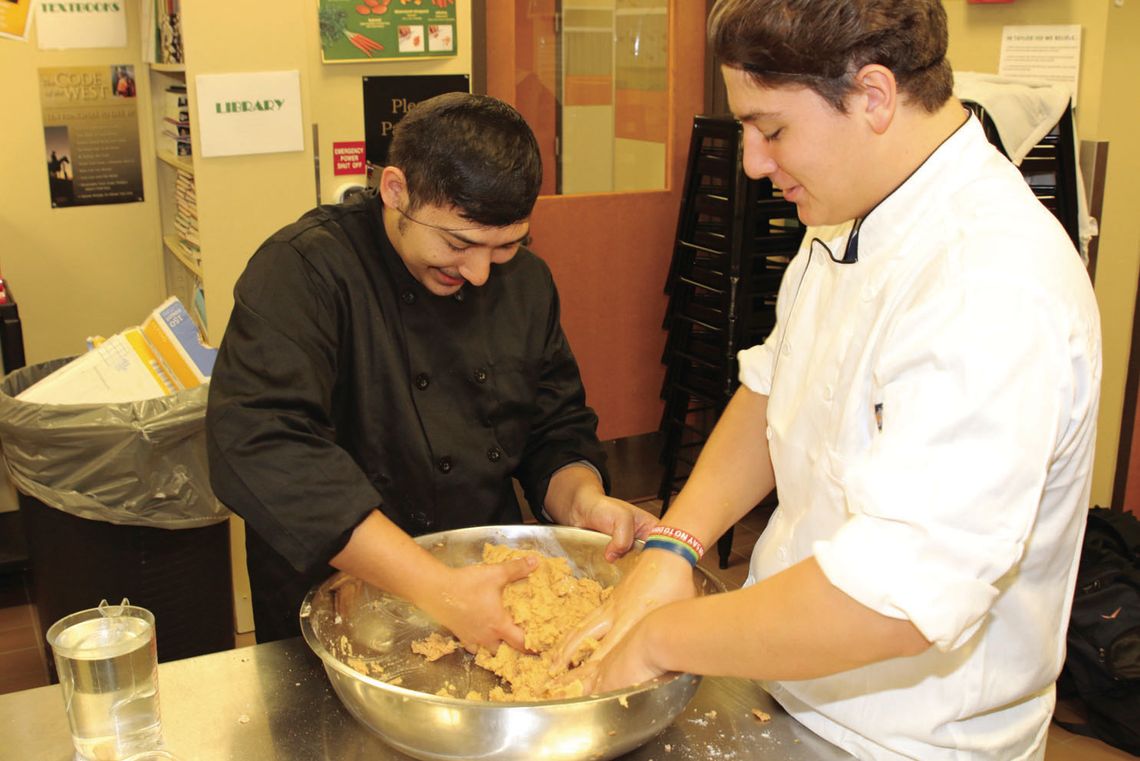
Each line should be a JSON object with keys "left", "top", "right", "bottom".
{"left": 413, "top": 542, "right": 611, "bottom": 701}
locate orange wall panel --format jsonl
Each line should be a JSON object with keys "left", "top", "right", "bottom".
{"left": 564, "top": 75, "right": 614, "bottom": 106}
{"left": 487, "top": 1, "right": 705, "bottom": 440}
{"left": 615, "top": 88, "right": 669, "bottom": 142}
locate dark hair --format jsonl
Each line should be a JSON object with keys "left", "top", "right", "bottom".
{"left": 708, "top": 0, "right": 954, "bottom": 113}
{"left": 386, "top": 92, "right": 542, "bottom": 227}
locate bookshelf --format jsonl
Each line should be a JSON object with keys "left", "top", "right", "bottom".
{"left": 147, "top": 56, "right": 203, "bottom": 335}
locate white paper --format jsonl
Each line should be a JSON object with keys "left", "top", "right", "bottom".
{"left": 35, "top": 0, "right": 127, "bottom": 50}
{"left": 999, "top": 25, "right": 1081, "bottom": 102}
{"left": 195, "top": 70, "right": 304, "bottom": 158}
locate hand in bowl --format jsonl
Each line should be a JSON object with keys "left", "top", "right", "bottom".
{"left": 553, "top": 547, "right": 695, "bottom": 683}
{"left": 420, "top": 555, "right": 538, "bottom": 653}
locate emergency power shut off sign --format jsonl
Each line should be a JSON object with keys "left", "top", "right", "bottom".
{"left": 38, "top": 65, "right": 144, "bottom": 208}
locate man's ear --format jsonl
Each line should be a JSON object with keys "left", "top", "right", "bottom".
{"left": 378, "top": 165, "right": 408, "bottom": 209}
{"left": 853, "top": 64, "right": 897, "bottom": 135}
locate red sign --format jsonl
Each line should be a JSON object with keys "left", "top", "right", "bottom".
{"left": 332, "top": 141, "right": 366, "bottom": 175}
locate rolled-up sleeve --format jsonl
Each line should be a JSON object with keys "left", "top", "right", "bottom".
{"left": 813, "top": 272, "right": 1077, "bottom": 651}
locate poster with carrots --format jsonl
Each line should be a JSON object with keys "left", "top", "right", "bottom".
{"left": 319, "top": 0, "right": 457, "bottom": 62}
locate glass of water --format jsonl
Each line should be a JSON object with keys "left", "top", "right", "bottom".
{"left": 46, "top": 599, "right": 164, "bottom": 761}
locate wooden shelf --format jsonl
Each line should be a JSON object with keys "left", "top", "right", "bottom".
{"left": 150, "top": 62, "right": 186, "bottom": 73}
{"left": 163, "top": 235, "right": 203, "bottom": 278}
{"left": 157, "top": 150, "right": 193, "bottom": 174}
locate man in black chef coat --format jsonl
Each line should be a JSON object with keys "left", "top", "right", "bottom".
{"left": 206, "top": 93, "right": 656, "bottom": 646}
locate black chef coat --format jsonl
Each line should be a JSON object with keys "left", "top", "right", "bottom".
{"left": 206, "top": 190, "right": 608, "bottom": 640}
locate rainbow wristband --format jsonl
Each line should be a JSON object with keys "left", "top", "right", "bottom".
{"left": 647, "top": 526, "right": 706, "bottom": 560}
{"left": 643, "top": 537, "right": 699, "bottom": 567}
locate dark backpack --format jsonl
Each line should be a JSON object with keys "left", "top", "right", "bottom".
{"left": 1055, "top": 506, "right": 1140, "bottom": 755}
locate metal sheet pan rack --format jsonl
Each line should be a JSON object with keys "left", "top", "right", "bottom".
{"left": 658, "top": 115, "right": 804, "bottom": 567}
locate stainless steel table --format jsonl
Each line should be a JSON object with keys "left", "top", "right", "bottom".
{"left": 0, "top": 638, "right": 853, "bottom": 760}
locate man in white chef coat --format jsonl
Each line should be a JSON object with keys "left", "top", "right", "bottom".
{"left": 557, "top": 1, "right": 1102, "bottom": 759}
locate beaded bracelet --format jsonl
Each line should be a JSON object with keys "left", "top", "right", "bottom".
{"left": 647, "top": 525, "right": 706, "bottom": 560}
{"left": 643, "top": 537, "right": 700, "bottom": 567}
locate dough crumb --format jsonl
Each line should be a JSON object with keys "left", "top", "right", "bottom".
{"left": 411, "top": 631, "right": 460, "bottom": 661}
{"left": 751, "top": 708, "right": 772, "bottom": 723}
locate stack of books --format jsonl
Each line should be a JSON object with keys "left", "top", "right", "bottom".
{"left": 157, "top": 0, "right": 184, "bottom": 65}
{"left": 162, "top": 85, "right": 191, "bottom": 158}
{"left": 174, "top": 170, "right": 200, "bottom": 266}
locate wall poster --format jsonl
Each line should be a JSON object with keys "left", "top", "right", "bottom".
{"left": 362, "top": 74, "right": 469, "bottom": 169}
{"left": 38, "top": 65, "right": 144, "bottom": 208}
{"left": 319, "top": 0, "right": 457, "bottom": 63}
{"left": 0, "top": 0, "right": 32, "bottom": 41}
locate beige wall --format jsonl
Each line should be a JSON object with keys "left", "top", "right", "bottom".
{"left": 1093, "top": 0, "right": 1140, "bottom": 509}
{"left": 945, "top": 0, "right": 1138, "bottom": 508}
{"left": 0, "top": 2, "right": 164, "bottom": 366}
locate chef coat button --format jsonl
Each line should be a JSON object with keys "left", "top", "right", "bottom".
{"left": 437, "top": 456, "right": 452, "bottom": 474}
{"left": 401, "top": 290, "right": 417, "bottom": 305}
{"left": 487, "top": 446, "right": 502, "bottom": 463}
{"left": 781, "top": 341, "right": 791, "bottom": 356}
{"left": 473, "top": 367, "right": 488, "bottom": 384}
{"left": 454, "top": 290, "right": 465, "bottom": 303}
{"left": 414, "top": 373, "right": 430, "bottom": 390}
{"left": 765, "top": 425, "right": 773, "bottom": 440}
{"left": 411, "top": 511, "right": 431, "bottom": 529}
{"left": 823, "top": 384, "right": 834, "bottom": 401}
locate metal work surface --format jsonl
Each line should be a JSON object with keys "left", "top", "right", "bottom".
{"left": 0, "top": 638, "right": 853, "bottom": 760}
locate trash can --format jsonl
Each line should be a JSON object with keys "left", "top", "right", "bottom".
{"left": 0, "top": 358, "right": 234, "bottom": 678}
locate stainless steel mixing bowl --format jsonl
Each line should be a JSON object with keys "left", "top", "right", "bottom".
{"left": 300, "top": 524, "right": 725, "bottom": 761}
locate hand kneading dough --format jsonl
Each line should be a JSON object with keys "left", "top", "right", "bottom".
{"left": 412, "top": 543, "right": 611, "bottom": 701}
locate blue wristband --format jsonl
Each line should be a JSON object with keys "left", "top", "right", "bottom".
{"left": 643, "top": 537, "right": 699, "bottom": 567}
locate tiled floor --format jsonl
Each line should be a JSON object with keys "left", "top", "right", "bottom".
{"left": 0, "top": 497, "right": 1133, "bottom": 760}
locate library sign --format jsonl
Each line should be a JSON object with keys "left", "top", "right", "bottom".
{"left": 195, "top": 71, "right": 304, "bottom": 158}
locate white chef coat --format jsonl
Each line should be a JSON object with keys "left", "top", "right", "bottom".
{"left": 738, "top": 115, "right": 1101, "bottom": 761}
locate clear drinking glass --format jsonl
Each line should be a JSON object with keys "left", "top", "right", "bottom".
{"left": 46, "top": 599, "right": 164, "bottom": 761}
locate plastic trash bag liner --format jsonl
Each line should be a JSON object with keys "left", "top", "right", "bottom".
{"left": 0, "top": 358, "right": 229, "bottom": 528}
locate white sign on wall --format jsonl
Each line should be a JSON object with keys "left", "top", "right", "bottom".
{"left": 36, "top": 0, "right": 127, "bottom": 50}
{"left": 999, "top": 25, "right": 1082, "bottom": 102}
{"left": 195, "top": 70, "right": 304, "bottom": 158}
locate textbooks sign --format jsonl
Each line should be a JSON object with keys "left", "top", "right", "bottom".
{"left": 38, "top": 65, "right": 144, "bottom": 208}
{"left": 318, "top": 0, "right": 457, "bottom": 63}
{"left": 36, "top": 1, "right": 127, "bottom": 50}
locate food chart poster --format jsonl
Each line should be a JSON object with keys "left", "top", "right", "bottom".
{"left": 363, "top": 74, "right": 469, "bottom": 167}
{"left": 319, "top": 0, "right": 457, "bottom": 63}
{"left": 39, "top": 65, "right": 144, "bottom": 208}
